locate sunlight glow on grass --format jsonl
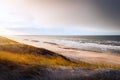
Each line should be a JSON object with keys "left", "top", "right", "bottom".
{"left": 0, "top": 51, "right": 73, "bottom": 66}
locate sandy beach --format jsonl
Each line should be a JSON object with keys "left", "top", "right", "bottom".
{"left": 5, "top": 36, "right": 120, "bottom": 66}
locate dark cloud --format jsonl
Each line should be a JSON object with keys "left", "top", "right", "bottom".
{"left": 93, "top": 0, "right": 120, "bottom": 29}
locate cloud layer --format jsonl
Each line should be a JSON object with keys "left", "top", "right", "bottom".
{"left": 0, "top": 0, "right": 120, "bottom": 35}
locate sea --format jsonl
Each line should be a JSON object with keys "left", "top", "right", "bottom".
{"left": 21, "top": 35, "right": 120, "bottom": 54}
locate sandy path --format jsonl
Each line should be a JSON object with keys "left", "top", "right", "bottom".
{"left": 5, "top": 36, "right": 120, "bottom": 65}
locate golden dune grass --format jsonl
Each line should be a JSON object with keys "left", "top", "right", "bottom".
{"left": 0, "top": 51, "right": 74, "bottom": 66}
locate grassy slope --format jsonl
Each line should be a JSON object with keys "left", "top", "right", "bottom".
{"left": 0, "top": 36, "right": 120, "bottom": 69}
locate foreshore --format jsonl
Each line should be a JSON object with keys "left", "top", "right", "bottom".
{"left": 5, "top": 36, "right": 120, "bottom": 66}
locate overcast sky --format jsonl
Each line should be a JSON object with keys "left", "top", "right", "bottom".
{"left": 0, "top": 0, "right": 120, "bottom": 35}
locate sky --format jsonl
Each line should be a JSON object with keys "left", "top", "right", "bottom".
{"left": 0, "top": 0, "right": 120, "bottom": 35}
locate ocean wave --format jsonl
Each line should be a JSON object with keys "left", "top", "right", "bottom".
{"left": 37, "top": 39, "right": 120, "bottom": 54}
{"left": 20, "top": 36, "right": 120, "bottom": 54}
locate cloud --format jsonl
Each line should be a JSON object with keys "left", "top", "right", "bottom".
{"left": 0, "top": 0, "right": 120, "bottom": 35}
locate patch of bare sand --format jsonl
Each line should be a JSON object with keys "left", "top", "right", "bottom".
{"left": 5, "top": 36, "right": 120, "bottom": 66}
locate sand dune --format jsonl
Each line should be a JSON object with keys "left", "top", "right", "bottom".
{"left": 6, "top": 36, "right": 120, "bottom": 66}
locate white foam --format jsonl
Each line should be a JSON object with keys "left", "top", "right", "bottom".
{"left": 19, "top": 36, "right": 120, "bottom": 53}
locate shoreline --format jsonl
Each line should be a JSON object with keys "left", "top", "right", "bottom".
{"left": 5, "top": 35, "right": 120, "bottom": 66}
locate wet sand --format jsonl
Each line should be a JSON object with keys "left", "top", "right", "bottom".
{"left": 5, "top": 36, "right": 120, "bottom": 66}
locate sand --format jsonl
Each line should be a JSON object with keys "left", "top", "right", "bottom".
{"left": 5, "top": 36, "right": 120, "bottom": 66}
